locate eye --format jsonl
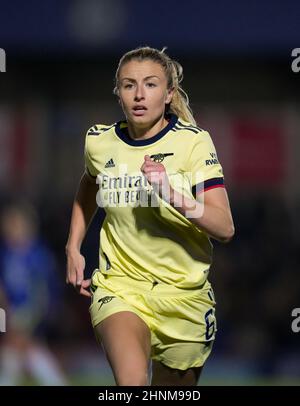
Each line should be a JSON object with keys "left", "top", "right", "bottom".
{"left": 124, "top": 83, "right": 134, "bottom": 89}
{"left": 146, "top": 82, "right": 156, "bottom": 88}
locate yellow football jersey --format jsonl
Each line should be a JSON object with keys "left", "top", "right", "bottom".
{"left": 85, "top": 114, "right": 224, "bottom": 289}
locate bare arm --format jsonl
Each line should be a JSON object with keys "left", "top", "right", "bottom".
{"left": 65, "top": 171, "right": 98, "bottom": 296}
{"left": 169, "top": 186, "right": 235, "bottom": 243}
{"left": 141, "top": 155, "right": 235, "bottom": 243}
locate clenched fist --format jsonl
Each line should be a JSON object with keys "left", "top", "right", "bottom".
{"left": 140, "top": 155, "right": 171, "bottom": 200}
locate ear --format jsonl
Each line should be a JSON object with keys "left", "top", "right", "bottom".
{"left": 165, "top": 87, "right": 175, "bottom": 104}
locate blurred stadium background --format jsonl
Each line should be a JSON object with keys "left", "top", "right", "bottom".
{"left": 0, "top": 0, "right": 300, "bottom": 385}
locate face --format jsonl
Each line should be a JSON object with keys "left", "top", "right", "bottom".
{"left": 118, "top": 59, "right": 173, "bottom": 127}
{"left": 1, "top": 209, "right": 35, "bottom": 247}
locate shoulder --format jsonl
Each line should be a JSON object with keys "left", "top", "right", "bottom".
{"left": 85, "top": 122, "right": 117, "bottom": 158}
{"left": 84, "top": 122, "right": 120, "bottom": 177}
{"left": 86, "top": 123, "right": 116, "bottom": 137}
{"left": 173, "top": 118, "right": 214, "bottom": 148}
{"left": 174, "top": 118, "right": 205, "bottom": 135}
{"left": 173, "top": 117, "right": 211, "bottom": 143}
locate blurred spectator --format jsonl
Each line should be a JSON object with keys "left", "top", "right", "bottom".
{"left": 0, "top": 202, "right": 67, "bottom": 385}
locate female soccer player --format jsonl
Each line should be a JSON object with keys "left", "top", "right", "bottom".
{"left": 66, "top": 46, "right": 234, "bottom": 386}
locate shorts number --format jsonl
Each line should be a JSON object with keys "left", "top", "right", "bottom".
{"left": 204, "top": 309, "right": 216, "bottom": 340}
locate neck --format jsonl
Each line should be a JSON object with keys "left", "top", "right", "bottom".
{"left": 127, "top": 115, "right": 168, "bottom": 140}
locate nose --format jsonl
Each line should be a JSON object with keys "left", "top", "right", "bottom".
{"left": 134, "top": 84, "right": 145, "bottom": 101}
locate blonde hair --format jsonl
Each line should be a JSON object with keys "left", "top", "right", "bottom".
{"left": 114, "top": 46, "right": 196, "bottom": 126}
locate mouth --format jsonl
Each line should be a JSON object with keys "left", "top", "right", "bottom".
{"left": 132, "top": 105, "right": 147, "bottom": 116}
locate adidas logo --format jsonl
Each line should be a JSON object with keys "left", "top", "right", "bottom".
{"left": 105, "top": 158, "right": 115, "bottom": 168}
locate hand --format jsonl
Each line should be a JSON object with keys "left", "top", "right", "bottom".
{"left": 66, "top": 249, "right": 91, "bottom": 297}
{"left": 140, "top": 155, "right": 171, "bottom": 200}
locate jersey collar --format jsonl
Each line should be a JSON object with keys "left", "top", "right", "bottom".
{"left": 114, "top": 114, "right": 178, "bottom": 146}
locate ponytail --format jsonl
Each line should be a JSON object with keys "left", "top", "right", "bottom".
{"left": 167, "top": 59, "right": 196, "bottom": 125}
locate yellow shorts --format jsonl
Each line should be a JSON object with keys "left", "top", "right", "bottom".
{"left": 89, "top": 272, "right": 217, "bottom": 371}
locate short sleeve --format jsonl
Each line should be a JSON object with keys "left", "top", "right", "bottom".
{"left": 84, "top": 129, "right": 98, "bottom": 178}
{"left": 188, "top": 131, "right": 224, "bottom": 197}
